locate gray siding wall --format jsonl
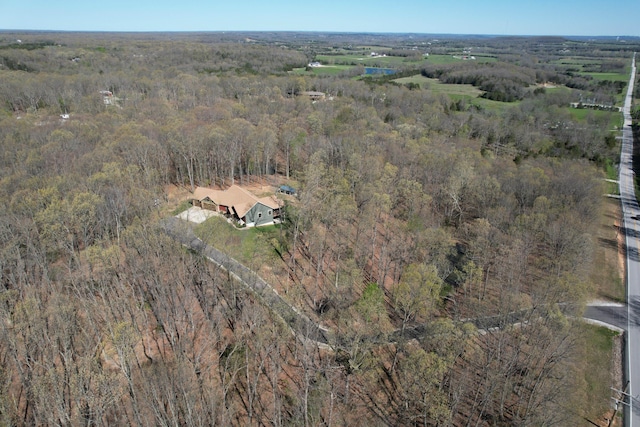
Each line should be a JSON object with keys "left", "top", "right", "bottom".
{"left": 245, "top": 203, "right": 274, "bottom": 226}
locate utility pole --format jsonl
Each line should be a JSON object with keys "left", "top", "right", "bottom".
{"left": 609, "top": 381, "right": 630, "bottom": 427}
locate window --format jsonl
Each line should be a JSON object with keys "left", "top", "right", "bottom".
{"left": 258, "top": 212, "right": 262, "bottom": 218}
{"left": 268, "top": 210, "right": 272, "bottom": 216}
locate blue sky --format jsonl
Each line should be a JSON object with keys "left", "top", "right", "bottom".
{"left": 2, "top": 0, "right": 639, "bottom": 36}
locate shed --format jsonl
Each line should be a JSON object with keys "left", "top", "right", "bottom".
{"left": 278, "top": 185, "right": 297, "bottom": 196}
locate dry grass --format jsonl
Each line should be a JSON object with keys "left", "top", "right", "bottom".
{"left": 593, "top": 197, "right": 625, "bottom": 301}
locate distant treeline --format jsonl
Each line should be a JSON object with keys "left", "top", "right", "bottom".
{"left": 421, "top": 62, "right": 536, "bottom": 102}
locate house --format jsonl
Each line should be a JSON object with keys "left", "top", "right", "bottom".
{"left": 99, "top": 90, "right": 115, "bottom": 105}
{"left": 191, "top": 185, "right": 281, "bottom": 227}
{"left": 299, "top": 91, "right": 326, "bottom": 102}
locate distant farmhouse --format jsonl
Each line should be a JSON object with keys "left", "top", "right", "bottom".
{"left": 99, "top": 90, "right": 113, "bottom": 104}
{"left": 99, "top": 90, "right": 122, "bottom": 106}
{"left": 299, "top": 91, "right": 326, "bottom": 102}
{"left": 191, "top": 185, "right": 281, "bottom": 227}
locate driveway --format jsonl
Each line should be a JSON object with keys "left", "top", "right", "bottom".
{"left": 176, "top": 206, "right": 217, "bottom": 224}
{"left": 160, "top": 216, "right": 331, "bottom": 347}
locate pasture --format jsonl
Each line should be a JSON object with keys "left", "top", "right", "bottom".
{"left": 568, "top": 107, "right": 623, "bottom": 129}
{"left": 393, "top": 74, "right": 516, "bottom": 113}
{"left": 314, "top": 53, "right": 425, "bottom": 67}
{"left": 551, "top": 57, "right": 599, "bottom": 69}
{"left": 394, "top": 74, "right": 482, "bottom": 97}
{"left": 291, "top": 64, "right": 354, "bottom": 75}
{"left": 426, "top": 54, "right": 497, "bottom": 64}
{"left": 579, "top": 72, "right": 629, "bottom": 82}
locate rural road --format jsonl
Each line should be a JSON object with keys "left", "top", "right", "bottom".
{"left": 584, "top": 302, "right": 627, "bottom": 331}
{"left": 618, "top": 52, "right": 638, "bottom": 427}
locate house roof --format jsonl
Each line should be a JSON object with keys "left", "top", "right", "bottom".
{"left": 300, "top": 91, "right": 325, "bottom": 97}
{"left": 192, "top": 185, "right": 280, "bottom": 218}
{"left": 192, "top": 186, "right": 218, "bottom": 202}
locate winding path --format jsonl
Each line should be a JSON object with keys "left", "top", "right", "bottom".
{"left": 160, "top": 217, "right": 331, "bottom": 347}
{"left": 161, "top": 214, "right": 627, "bottom": 349}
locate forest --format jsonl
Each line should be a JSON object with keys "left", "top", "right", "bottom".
{"left": 0, "top": 31, "right": 639, "bottom": 426}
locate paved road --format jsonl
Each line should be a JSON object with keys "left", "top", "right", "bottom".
{"left": 619, "top": 52, "right": 638, "bottom": 426}
{"left": 584, "top": 303, "right": 627, "bottom": 331}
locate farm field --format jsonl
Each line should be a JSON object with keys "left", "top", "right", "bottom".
{"left": 425, "top": 53, "right": 497, "bottom": 64}
{"left": 294, "top": 52, "right": 496, "bottom": 77}
{"left": 551, "top": 57, "right": 601, "bottom": 68}
{"left": 393, "top": 74, "right": 482, "bottom": 97}
{"left": 291, "top": 64, "right": 354, "bottom": 75}
{"left": 314, "top": 53, "right": 426, "bottom": 67}
{"left": 568, "top": 107, "right": 623, "bottom": 129}
{"left": 579, "top": 71, "right": 629, "bottom": 81}
{"left": 392, "top": 74, "right": 514, "bottom": 112}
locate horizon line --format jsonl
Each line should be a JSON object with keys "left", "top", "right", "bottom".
{"left": 0, "top": 29, "right": 639, "bottom": 39}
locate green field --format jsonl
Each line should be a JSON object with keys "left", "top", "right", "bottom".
{"left": 392, "top": 74, "right": 516, "bottom": 112}
{"left": 550, "top": 57, "right": 630, "bottom": 83}
{"left": 293, "top": 52, "right": 426, "bottom": 75}
{"left": 579, "top": 72, "right": 628, "bottom": 82}
{"left": 551, "top": 57, "right": 600, "bottom": 69}
{"left": 394, "top": 74, "right": 482, "bottom": 97}
{"left": 568, "top": 107, "right": 623, "bottom": 128}
{"left": 291, "top": 65, "right": 354, "bottom": 75}
{"left": 297, "top": 52, "right": 496, "bottom": 76}
{"left": 426, "top": 54, "right": 497, "bottom": 64}
{"left": 315, "top": 53, "right": 425, "bottom": 67}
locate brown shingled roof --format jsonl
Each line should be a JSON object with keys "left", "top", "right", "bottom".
{"left": 192, "top": 185, "right": 281, "bottom": 219}
{"left": 257, "top": 196, "right": 281, "bottom": 210}
{"left": 192, "top": 186, "right": 218, "bottom": 202}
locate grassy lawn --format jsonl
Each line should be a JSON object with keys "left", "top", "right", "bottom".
{"left": 469, "top": 97, "right": 520, "bottom": 113}
{"left": 194, "top": 215, "right": 282, "bottom": 269}
{"left": 568, "top": 108, "right": 622, "bottom": 128}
